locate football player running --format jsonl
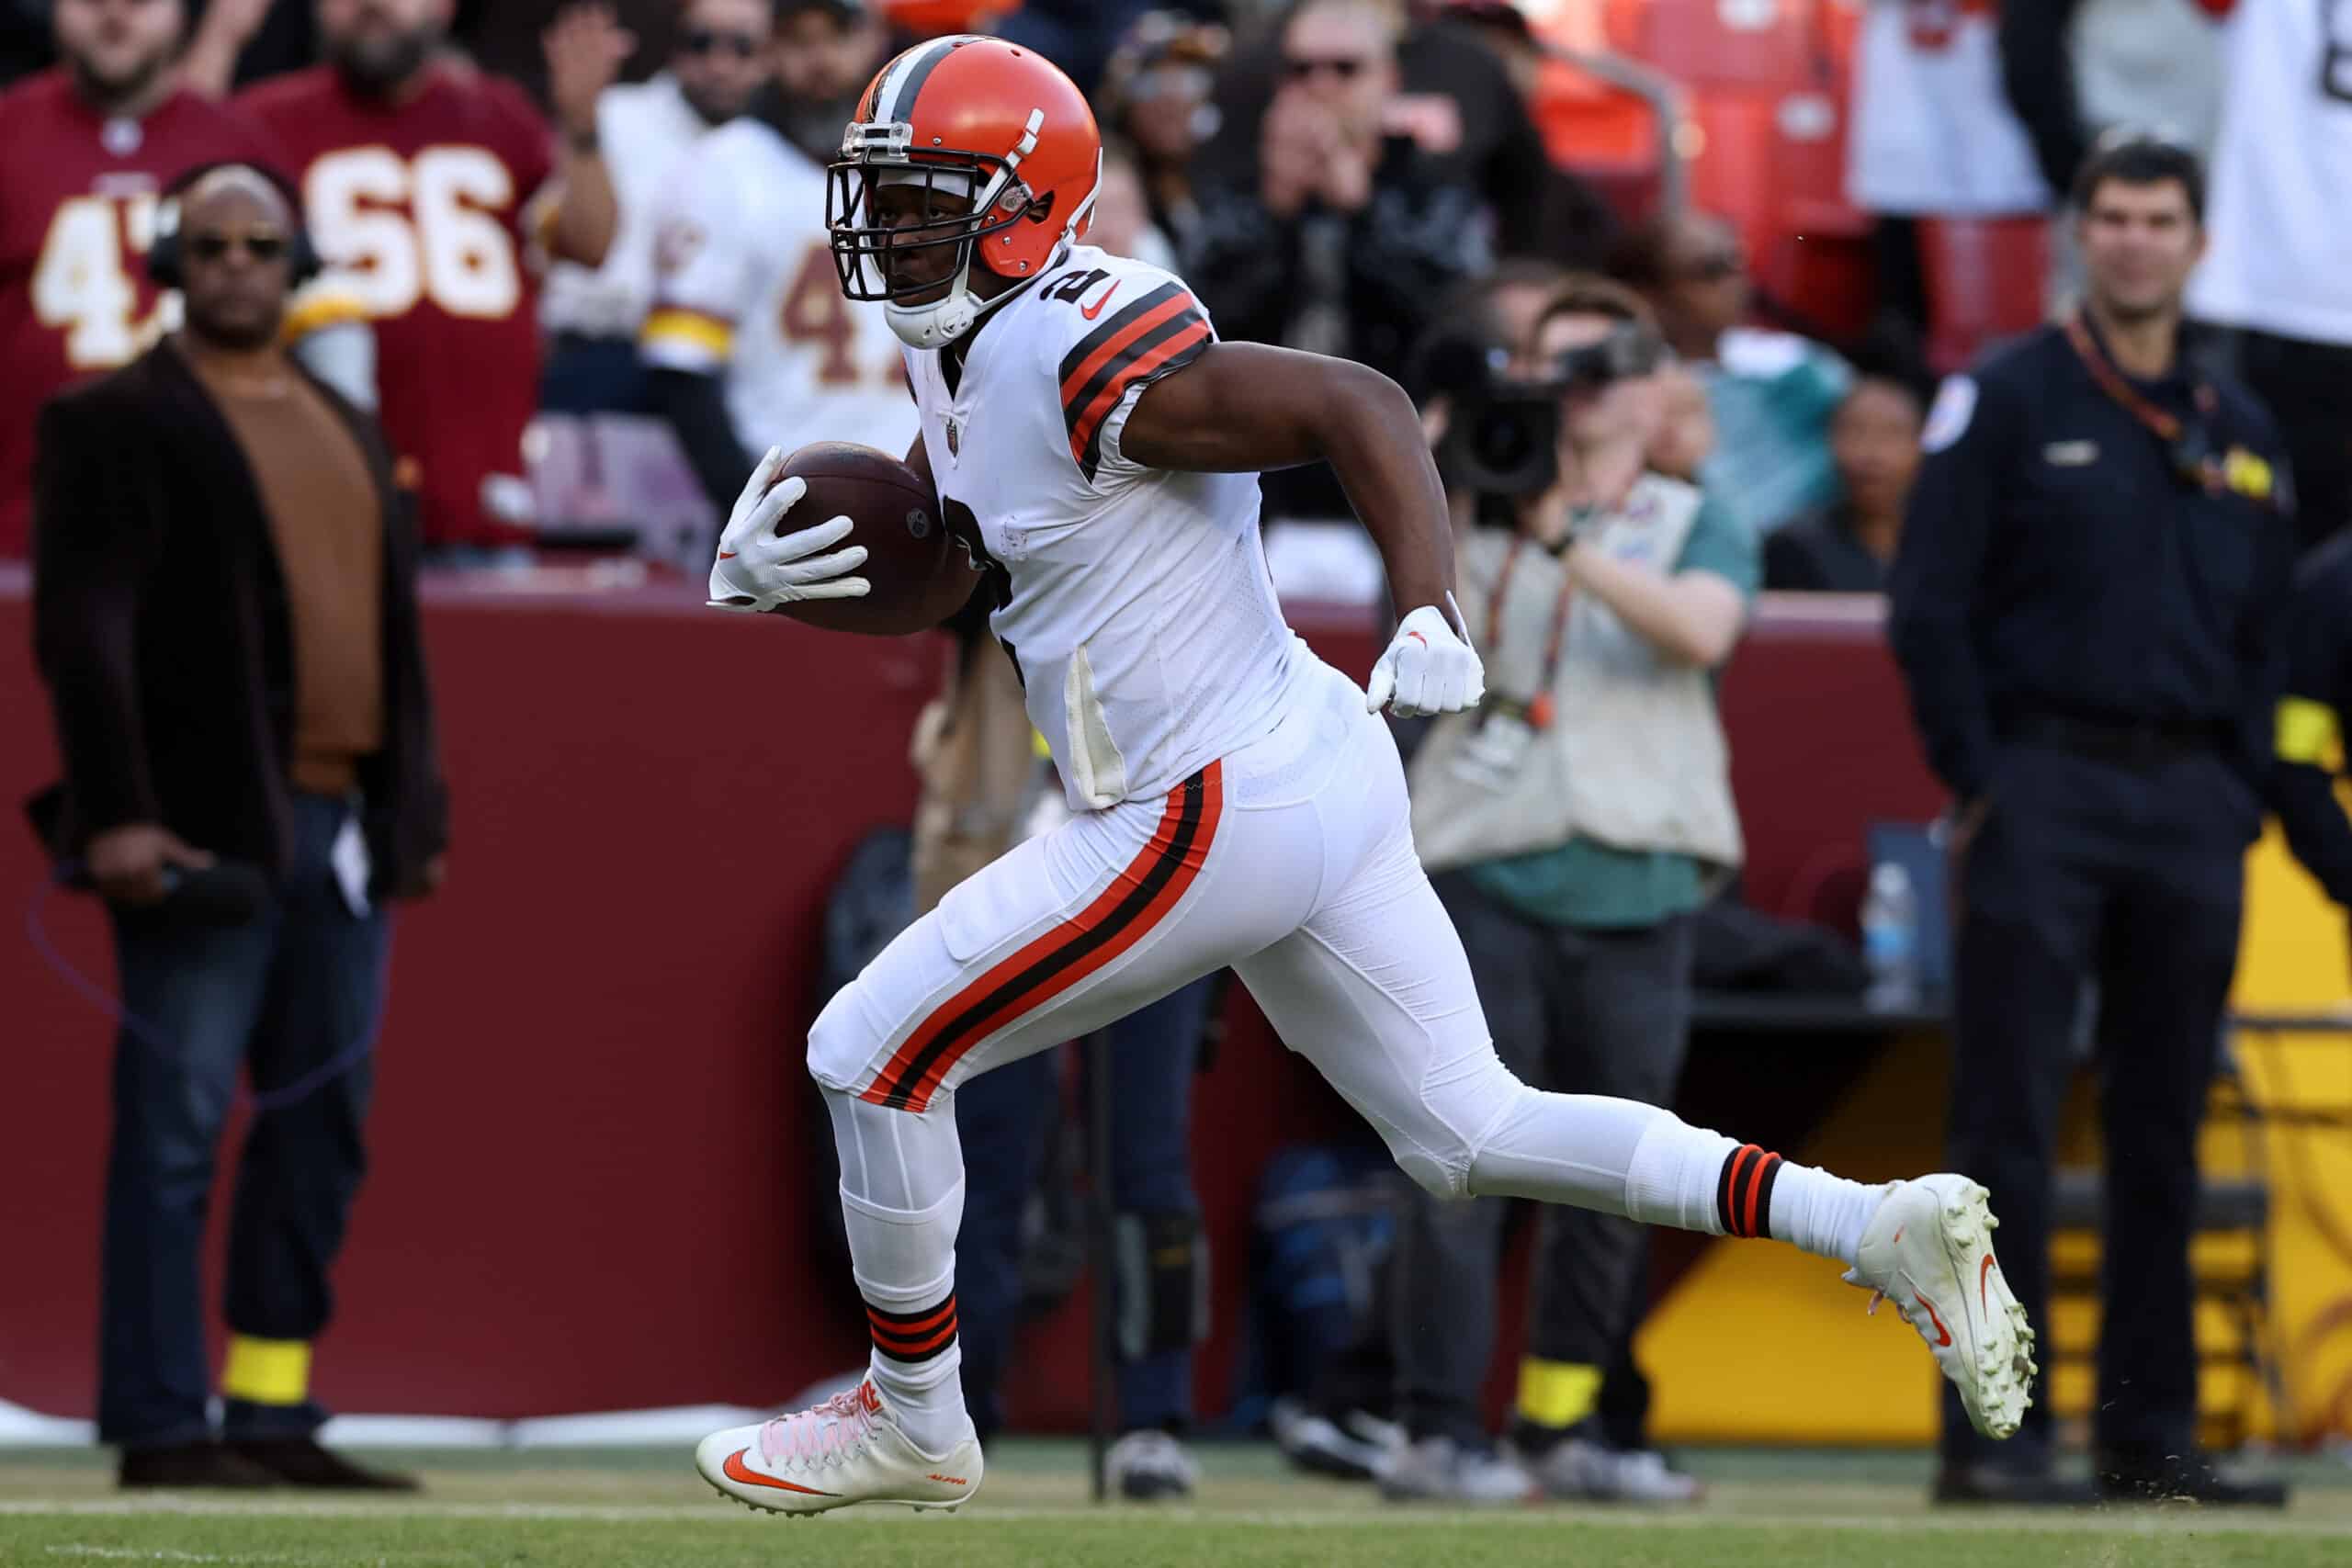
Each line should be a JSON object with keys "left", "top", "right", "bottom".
{"left": 696, "top": 37, "right": 2033, "bottom": 1517}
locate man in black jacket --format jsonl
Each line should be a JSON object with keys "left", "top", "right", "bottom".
{"left": 29, "top": 163, "right": 447, "bottom": 1493}
{"left": 1887, "top": 138, "right": 2291, "bottom": 1507}
{"left": 1182, "top": 0, "right": 1491, "bottom": 525}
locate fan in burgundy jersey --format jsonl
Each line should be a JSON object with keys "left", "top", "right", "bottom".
{"left": 235, "top": 0, "right": 628, "bottom": 553}
{"left": 0, "top": 0, "right": 282, "bottom": 559}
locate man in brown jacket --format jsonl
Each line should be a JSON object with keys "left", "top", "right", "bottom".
{"left": 29, "top": 163, "right": 447, "bottom": 1493}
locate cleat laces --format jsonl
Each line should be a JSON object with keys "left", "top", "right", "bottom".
{"left": 759, "top": 1382, "right": 883, "bottom": 1470}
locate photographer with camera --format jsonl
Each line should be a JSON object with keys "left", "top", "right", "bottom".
{"left": 1383, "top": 276, "right": 1756, "bottom": 1505}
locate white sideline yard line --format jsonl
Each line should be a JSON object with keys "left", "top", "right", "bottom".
{"left": 2, "top": 1497, "right": 2348, "bottom": 1538}
{"left": 45, "top": 1548, "right": 300, "bottom": 1563}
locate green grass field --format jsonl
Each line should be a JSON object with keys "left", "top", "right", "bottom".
{"left": 5, "top": 1442, "right": 2349, "bottom": 1567}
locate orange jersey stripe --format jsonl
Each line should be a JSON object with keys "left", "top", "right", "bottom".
{"left": 1057, "top": 293, "right": 1196, "bottom": 411}
{"left": 1066, "top": 321, "right": 1212, "bottom": 467}
{"left": 863, "top": 764, "right": 1225, "bottom": 1112}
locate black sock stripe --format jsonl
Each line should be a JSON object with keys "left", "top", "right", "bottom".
{"left": 865, "top": 1295, "right": 956, "bottom": 1326}
{"left": 1721, "top": 1146, "right": 1758, "bottom": 1232}
{"left": 1752, "top": 1153, "right": 1784, "bottom": 1241}
{"left": 867, "top": 1311, "right": 957, "bottom": 1340}
{"left": 871, "top": 1337, "right": 956, "bottom": 1364}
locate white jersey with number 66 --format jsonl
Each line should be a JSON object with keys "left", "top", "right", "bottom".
{"left": 641, "top": 118, "right": 917, "bottom": 459}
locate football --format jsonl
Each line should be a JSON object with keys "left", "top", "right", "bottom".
{"left": 769, "top": 442, "right": 979, "bottom": 636}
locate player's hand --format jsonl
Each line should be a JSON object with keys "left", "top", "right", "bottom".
{"left": 544, "top": 2, "right": 636, "bottom": 142}
{"left": 1260, "top": 88, "right": 1329, "bottom": 218}
{"left": 707, "top": 446, "right": 871, "bottom": 613}
{"left": 1365, "top": 599, "right": 1486, "bottom": 720}
{"left": 85, "top": 823, "right": 214, "bottom": 907}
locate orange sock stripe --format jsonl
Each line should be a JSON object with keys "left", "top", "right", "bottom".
{"left": 1748, "top": 1151, "right": 1785, "bottom": 1241}
{"left": 876, "top": 1320, "right": 958, "bottom": 1355}
{"left": 869, "top": 1314, "right": 959, "bottom": 1360}
{"left": 1716, "top": 1145, "right": 1757, "bottom": 1235}
{"left": 866, "top": 1299, "right": 957, "bottom": 1337}
{"left": 1741, "top": 1150, "right": 1780, "bottom": 1240}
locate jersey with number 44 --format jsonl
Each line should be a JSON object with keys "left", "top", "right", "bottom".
{"left": 239, "top": 64, "right": 556, "bottom": 549}
{"left": 0, "top": 70, "right": 277, "bottom": 557}
{"left": 640, "top": 118, "right": 916, "bottom": 458}
{"left": 908, "top": 245, "right": 1300, "bottom": 812}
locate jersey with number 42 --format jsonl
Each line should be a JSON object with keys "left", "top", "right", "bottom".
{"left": 0, "top": 69, "right": 277, "bottom": 557}
{"left": 640, "top": 118, "right": 916, "bottom": 458}
{"left": 907, "top": 245, "right": 1300, "bottom": 812}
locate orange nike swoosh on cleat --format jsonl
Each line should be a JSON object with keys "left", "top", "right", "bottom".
{"left": 1405, "top": 630, "right": 1427, "bottom": 648}
{"left": 1080, "top": 282, "right": 1121, "bottom": 320}
{"left": 1980, "top": 1252, "right": 1996, "bottom": 1310}
{"left": 1914, "top": 1292, "right": 1953, "bottom": 1348}
{"left": 717, "top": 550, "right": 737, "bottom": 559}
{"left": 722, "top": 1448, "right": 835, "bottom": 1496}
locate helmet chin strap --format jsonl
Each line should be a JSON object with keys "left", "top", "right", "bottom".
{"left": 872, "top": 134, "right": 1090, "bottom": 350}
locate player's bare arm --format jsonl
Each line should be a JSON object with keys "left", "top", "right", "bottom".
{"left": 541, "top": 2, "right": 630, "bottom": 266}
{"left": 1122, "top": 343, "right": 1450, "bottom": 611}
{"left": 1123, "top": 342, "right": 1486, "bottom": 717}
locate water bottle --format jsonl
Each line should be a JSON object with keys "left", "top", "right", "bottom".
{"left": 1860, "top": 860, "right": 1920, "bottom": 1007}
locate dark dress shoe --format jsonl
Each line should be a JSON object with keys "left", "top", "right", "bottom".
{"left": 2096, "top": 1450, "right": 2289, "bottom": 1506}
{"left": 229, "top": 1436, "right": 422, "bottom": 1492}
{"left": 119, "top": 1442, "right": 280, "bottom": 1489}
{"left": 1932, "top": 1462, "right": 2100, "bottom": 1506}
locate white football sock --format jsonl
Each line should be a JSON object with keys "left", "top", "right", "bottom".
{"left": 1769, "top": 1166, "right": 1890, "bottom": 1268}
{"left": 825, "top": 1087, "right": 972, "bottom": 1455}
{"left": 1461, "top": 1083, "right": 1883, "bottom": 1264}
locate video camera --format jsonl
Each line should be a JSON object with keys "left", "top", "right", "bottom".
{"left": 1416, "top": 321, "right": 1666, "bottom": 501}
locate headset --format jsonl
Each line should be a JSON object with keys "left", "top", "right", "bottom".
{"left": 146, "top": 159, "right": 323, "bottom": 290}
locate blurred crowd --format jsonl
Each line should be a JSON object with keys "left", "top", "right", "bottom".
{"left": 6, "top": 0, "right": 2339, "bottom": 575}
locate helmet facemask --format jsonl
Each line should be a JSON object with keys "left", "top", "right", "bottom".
{"left": 829, "top": 111, "right": 1059, "bottom": 349}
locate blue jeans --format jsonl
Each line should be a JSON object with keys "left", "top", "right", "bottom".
{"left": 97, "top": 793, "right": 394, "bottom": 1449}
{"left": 955, "top": 976, "right": 1214, "bottom": 1438}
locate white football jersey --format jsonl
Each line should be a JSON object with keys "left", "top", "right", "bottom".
{"left": 908, "top": 245, "right": 1304, "bottom": 811}
{"left": 2189, "top": 0, "right": 2352, "bottom": 344}
{"left": 640, "top": 118, "right": 918, "bottom": 456}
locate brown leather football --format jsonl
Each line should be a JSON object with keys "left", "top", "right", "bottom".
{"left": 767, "top": 442, "right": 979, "bottom": 636}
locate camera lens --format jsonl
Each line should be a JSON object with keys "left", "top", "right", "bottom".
{"left": 1473, "top": 406, "right": 1537, "bottom": 471}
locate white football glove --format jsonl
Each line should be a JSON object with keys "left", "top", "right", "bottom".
{"left": 706, "top": 446, "right": 871, "bottom": 613}
{"left": 1365, "top": 596, "right": 1486, "bottom": 719}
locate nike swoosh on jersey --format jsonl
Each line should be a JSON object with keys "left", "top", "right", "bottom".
{"left": 1080, "top": 281, "right": 1121, "bottom": 320}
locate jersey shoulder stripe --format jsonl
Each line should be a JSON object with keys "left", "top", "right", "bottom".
{"left": 1056, "top": 281, "right": 1212, "bottom": 480}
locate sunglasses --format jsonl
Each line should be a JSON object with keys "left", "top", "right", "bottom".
{"left": 1676, "top": 251, "right": 1742, "bottom": 283}
{"left": 1283, "top": 55, "right": 1369, "bottom": 81}
{"left": 187, "top": 230, "right": 289, "bottom": 264}
{"left": 680, "top": 28, "right": 762, "bottom": 59}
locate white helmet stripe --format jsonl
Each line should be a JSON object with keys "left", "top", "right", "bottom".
{"left": 876, "top": 34, "right": 970, "bottom": 125}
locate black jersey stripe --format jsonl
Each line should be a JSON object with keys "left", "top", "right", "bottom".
{"left": 869, "top": 770, "right": 1211, "bottom": 1111}
{"left": 1057, "top": 282, "right": 1191, "bottom": 415}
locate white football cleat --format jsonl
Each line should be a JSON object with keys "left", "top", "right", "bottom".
{"left": 695, "top": 1380, "right": 982, "bottom": 1516}
{"left": 1848, "top": 1174, "right": 2037, "bottom": 1440}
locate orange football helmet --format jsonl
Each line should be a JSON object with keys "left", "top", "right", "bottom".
{"left": 829, "top": 34, "right": 1102, "bottom": 347}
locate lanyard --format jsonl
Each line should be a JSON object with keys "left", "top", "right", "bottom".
{"left": 2061, "top": 311, "right": 2226, "bottom": 493}
{"left": 1484, "top": 536, "right": 1576, "bottom": 729}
